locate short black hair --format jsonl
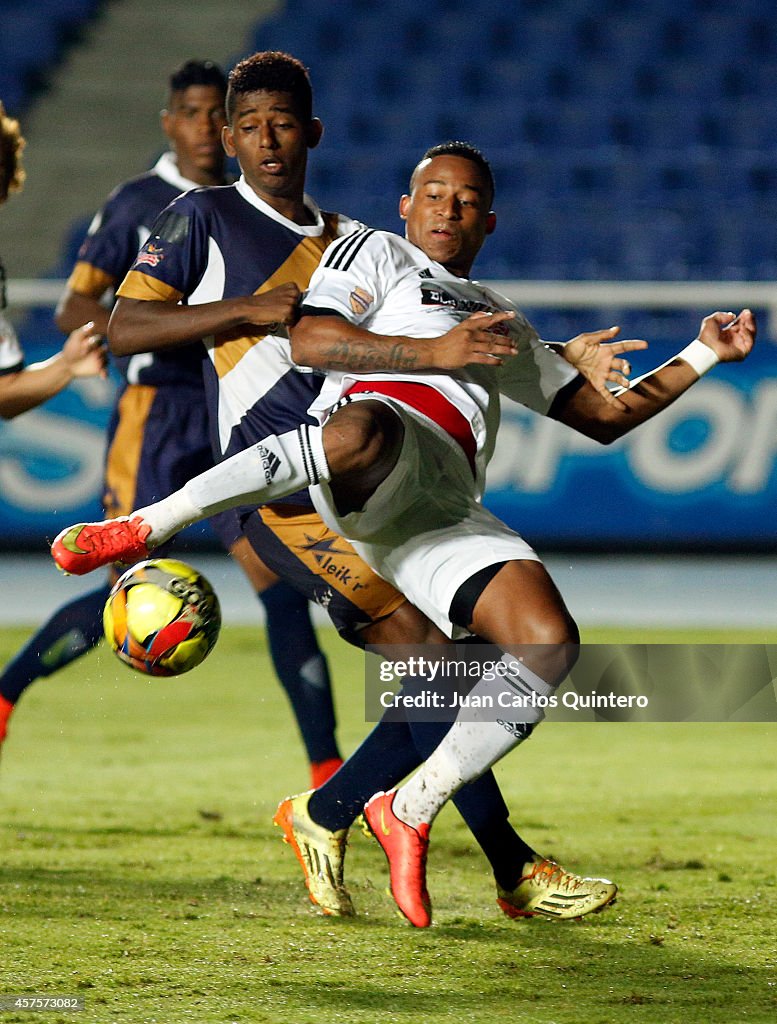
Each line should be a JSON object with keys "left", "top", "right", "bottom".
{"left": 168, "top": 59, "right": 227, "bottom": 99}
{"left": 226, "top": 51, "right": 312, "bottom": 123}
{"left": 414, "top": 141, "right": 495, "bottom": 205}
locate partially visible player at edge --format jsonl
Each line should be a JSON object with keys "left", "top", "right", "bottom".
{"left": 52, "top": 139, "right": 755, "bottom": 927}
{"left": 52, "top": 53, "right": 642, "bottom": 922}
{"left": 0, "top": 99, "right": 105, "bottom": 419}
{"left": 0, "top": 64, "right": 343, "bottom": 790}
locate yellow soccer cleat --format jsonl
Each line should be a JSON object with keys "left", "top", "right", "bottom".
{"left": 497, "top": 856, "right": 617, "bottom": 920}
{"left": 273, "top": 791, "right": 354, "bottom": 916}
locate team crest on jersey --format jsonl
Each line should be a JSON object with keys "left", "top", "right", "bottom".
{"left": 135, "top": 243, "right": 165, "bottom": 268}
{"left": 349, "top": 286, "right": 373, "bottom": 314}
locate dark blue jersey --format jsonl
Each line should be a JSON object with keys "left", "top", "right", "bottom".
{"left": 118, "top": 178, "right": 359, "bottom": 492}
{"left": 66, "top": 152, "right": 209, "bottom": 388}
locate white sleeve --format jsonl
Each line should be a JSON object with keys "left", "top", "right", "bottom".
{"left": 302, "top": 229, "right": 401, "bottom": 325}
{"left": 497, "top": 331, "right": 580, "bottom": 415}
{"left": 0, "top": 313, "right": 25, "bottom": 374}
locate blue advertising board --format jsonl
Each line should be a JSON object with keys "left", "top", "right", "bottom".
{"left": 0, "top": 371, "right": 111, "bottom": 545}
{"left": 2, "top": 332, "right": 776, "bottom": 550}
{"left": 0, "top": 330, "right": 216, "bottom": 550}
{"left": 486, "top": 340, "right": 777, "bottom": 547}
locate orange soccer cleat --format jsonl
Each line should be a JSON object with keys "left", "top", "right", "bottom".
{"left": 363, "top": 789, "right": 432, "bottom": 928}
{"left": 51, "top": 516, "right": 152, "bottom": 575}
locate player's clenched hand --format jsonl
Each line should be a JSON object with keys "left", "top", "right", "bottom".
{"left": 244, "top": 283, "right": 302, "bottom": 330}
{"left": 563, "top": 326, "right": 648, "bottom": 409}
{"left": 698, "top": 309, "right": 756, "bottom": 363}
{"left": 60, "top": 322, "right": 108, "bottom": 379}
{"left": 428, "top": 310, "right": 519, "bottom": 369}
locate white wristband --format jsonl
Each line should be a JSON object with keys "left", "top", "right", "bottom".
{"left": 676, "top": 338, "right": 719, "bottom": 377}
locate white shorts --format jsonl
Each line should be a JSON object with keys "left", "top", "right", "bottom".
{"left": 310, "top": 396, "right": 539, "bottom": 638}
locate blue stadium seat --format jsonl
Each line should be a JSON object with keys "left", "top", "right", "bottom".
{"left": 0, "top": 74, "right": 24, "bottom": 115}
{"left": 715, "top": 100, "right": 777, "bottom": 150}
{"left": 60, "top": 2, "right": 777, "bottom": 282}
{"left": 0, "top": 10, "right": 60, "bottom": 75}
{"left": 0, "top": 1, "right": 100, "bottom": 112}
{"left": 485, "top": 58, "right": 560, "bottom": 103}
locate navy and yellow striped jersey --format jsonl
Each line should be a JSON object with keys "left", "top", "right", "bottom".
{"left": 117, "top": 177, "right": 359, "bottom": 466}
{"left": 67, "top": 152, "right": 209, "bottom": 388}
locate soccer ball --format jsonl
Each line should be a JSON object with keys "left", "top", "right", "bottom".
{"left": 103, "top": 558, "right": 221, "bottom": 677}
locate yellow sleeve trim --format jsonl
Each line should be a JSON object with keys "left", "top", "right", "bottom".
{"left": 66, "top": 262, "right": 115, "bottom": 298}
{"left": 116, "top": 270, "right": 184, "bottom": 302}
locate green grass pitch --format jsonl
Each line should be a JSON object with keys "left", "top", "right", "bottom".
{"left": 0, "top": 624, "right": 775, "bottom": 1024}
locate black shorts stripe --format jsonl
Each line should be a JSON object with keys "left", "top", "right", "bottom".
{"left": 449, "top": 561, "right": 507, "bottom": 629}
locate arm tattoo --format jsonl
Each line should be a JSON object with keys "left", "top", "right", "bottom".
{"left": 321, "top": 339, "right": 422, "bottom": 371}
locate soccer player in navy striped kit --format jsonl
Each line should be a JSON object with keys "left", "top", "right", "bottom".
{"left": 53, "top": 53, "right": 627, "bottom": 924}
{"left": 1, "top": 62, "right": 344, "bottom": 789}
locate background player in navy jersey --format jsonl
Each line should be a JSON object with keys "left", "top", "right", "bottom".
{"left": 0, "top": 63, "right": 344, "bottom": 791}
{"left": 0, "top": 99, "right": 105, "bottom": 420}
{"left": 54, "top": 52, "right": 639, "bottom": 922}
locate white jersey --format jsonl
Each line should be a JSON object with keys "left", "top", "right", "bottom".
{"left": 0, "top": 312, "right": 24, "bottom": 375}
{"left": 304, "top": 229, "right": 578, "bottom": 493}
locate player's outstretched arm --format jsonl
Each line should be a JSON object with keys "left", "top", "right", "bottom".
{"left": 56, "top": 286, "right": 112, "bottom": 337}
{"left": 291, "top": 310, "right": 518, "bottom": 372}
{"left": 557, "top": 326, "right": 648, "bottom": 408}
{"left": 553, "top": 309, "right": 756, "bottom": 444}
{"left": 0, "top": 322, "right": 105, "bottom": 419}
{"left": 108, "top": 284, "right": 301, "bottom": 356}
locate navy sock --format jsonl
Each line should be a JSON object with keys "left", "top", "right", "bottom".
{"left": 0, "top": 585, "right": 111, "bottom": 704}
{"left": 309, "top": 712, "right": 536, "bottom": 886}
{"left": 309, "top": 717, "right": 422, "bottom": 831}
{"left": 259, "top": 580, "right": 340, "bottom": 763}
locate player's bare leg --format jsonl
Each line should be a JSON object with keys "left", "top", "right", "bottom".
{"left": 368, "top": 560, "right": 611, "bottom": 927}
{"left": 322, "top": 400, "right": 404, "bottom": 515}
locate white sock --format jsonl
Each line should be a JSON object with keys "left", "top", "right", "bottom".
{"left": 135, "top": 425, "right": 330, "bottom": 547}
{"left": 393, "top": 653, "right": 554, "bottom": 829}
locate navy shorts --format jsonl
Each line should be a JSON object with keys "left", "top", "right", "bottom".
{"left": 242, "top": 505, "right": 406, "bottom": 647}
{"left": 103, "top": 382, "right": 238, "bottom": 553}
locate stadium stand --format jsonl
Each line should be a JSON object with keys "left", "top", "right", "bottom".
{"left": 4, "top": 0, "right": 777, "bottom": 347}
{"left": 245, "top": 0, "right": 777, "bottom": 295}
{"left": 0, "top": 1, "right": 102, "bottom": 115}
{"left": 2, "top": 1, "right": 774, "bottom": 557}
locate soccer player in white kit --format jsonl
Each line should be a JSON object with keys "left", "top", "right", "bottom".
{"left": 52, "top": 142, "right": 756, "bottom": 927}
{"left": 0, "top": 100, "right": 105, "bottom": 420}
